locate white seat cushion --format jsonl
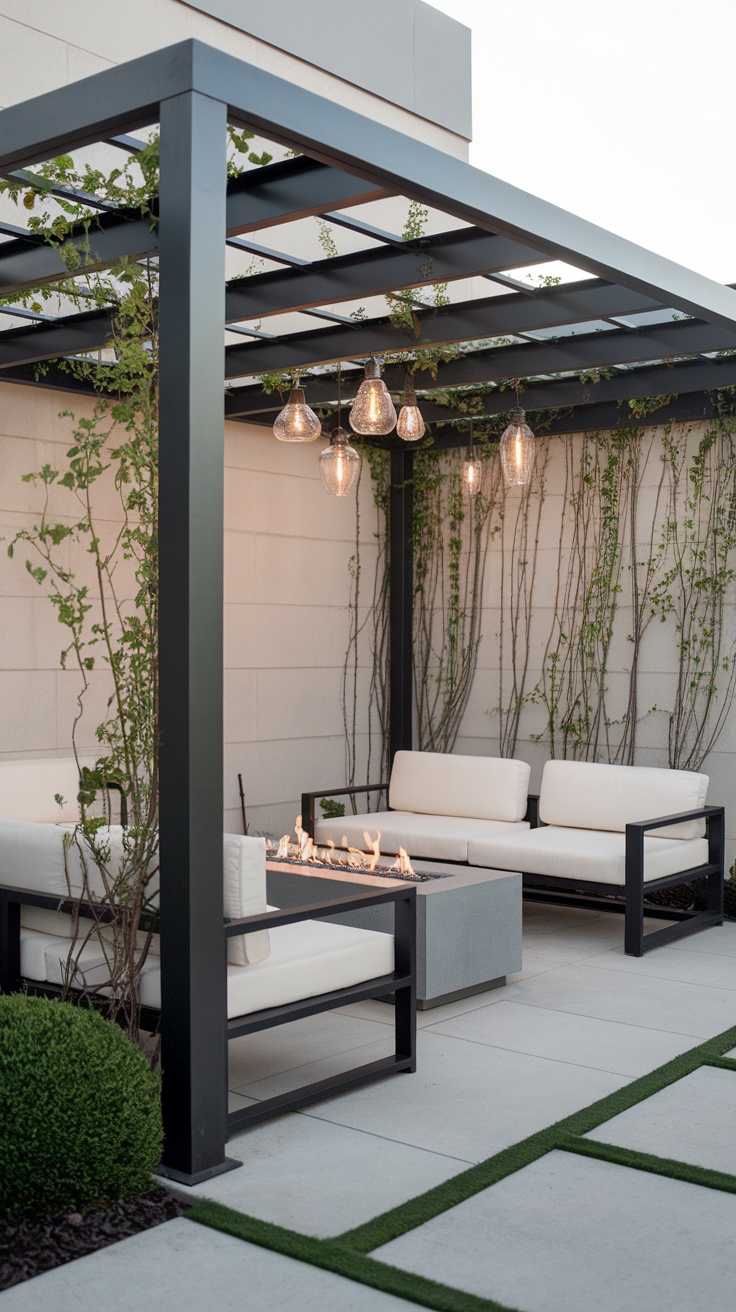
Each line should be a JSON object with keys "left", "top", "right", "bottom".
{"left": 140, "top": 916, "right": 394, "bottom": 1019}
{"left": 389, "top": 751, "right": 530, "bottom": 822}
{"left": 316, "top": 810, "right": 530, "bottom": 864}
{"left": 539, "top": 760, "right": 708, "bottom": 840}
{"left": 467, "top": 826, "right": 709, "bottom": 885}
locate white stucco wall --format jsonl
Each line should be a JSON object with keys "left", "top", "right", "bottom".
{"left": 0, "top": 0, "right": 469, "bottom": 158}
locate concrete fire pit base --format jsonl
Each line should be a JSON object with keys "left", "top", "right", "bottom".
{"left": 266, "top": 859, "right": 522, "bottom": 1009}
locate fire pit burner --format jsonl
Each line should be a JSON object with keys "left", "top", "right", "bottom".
{"left": 264, "top": 817, "right": 446, "bottom": 882}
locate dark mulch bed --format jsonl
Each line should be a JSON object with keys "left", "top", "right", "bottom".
{"left": 0, "top": 1187, "right": 188, "bottom": 1291}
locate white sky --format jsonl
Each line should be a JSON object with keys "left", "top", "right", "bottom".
{"left": 431, "top": 0, "right": 736, "bottom": 284}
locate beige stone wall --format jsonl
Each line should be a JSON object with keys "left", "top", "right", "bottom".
{"left": 453, "top": 424, "right": 736, "bottom": 863}
{"left": 0, "top": 381, "right": 377, "bottom": 839}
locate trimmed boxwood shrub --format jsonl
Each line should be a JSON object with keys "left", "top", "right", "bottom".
{"left": 0, "top": 995, "right": 162, "bottom": 1213}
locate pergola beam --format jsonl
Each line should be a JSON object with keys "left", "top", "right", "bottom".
{"left": 226, "top": 229, "right": 550, "bottom": 320}
{"left": 224, "top": 279, "right": 663, "bottom": 378}
{"left": 0, "top": 156, "right": 391, "bottom": 297}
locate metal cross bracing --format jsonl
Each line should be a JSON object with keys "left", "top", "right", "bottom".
{"left": 1, "top": 39, "right": 736, "bottom": 1186}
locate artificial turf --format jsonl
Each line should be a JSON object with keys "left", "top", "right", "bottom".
{"left": 187, "top": 1020, "right": 736, "bottom": 1312}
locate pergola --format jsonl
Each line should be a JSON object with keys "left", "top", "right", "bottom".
{"left": 1, "top": 39, "right": 736, "bottom": 1184}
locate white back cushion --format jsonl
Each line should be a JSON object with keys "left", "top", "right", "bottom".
{"left": 0, "top": 758, "right": 85, "bottom": 824}
{"left": 389, "top": 751, "right": 530, "bottom": 823}
{"left": 223, "top": 834, "right": 270, "bottom": 966}
{"left": 539, "top": 760, "right": 708, "bottom": 840}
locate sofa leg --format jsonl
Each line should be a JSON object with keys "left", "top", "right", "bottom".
{"left": 624, "top": 824, "right": 645, "bottom": 956}
{"left": 0, "top": 899, "right": 20, "bottom": 994}
{"left": 394, "top": 891, "right": 417, "bottom": 1071}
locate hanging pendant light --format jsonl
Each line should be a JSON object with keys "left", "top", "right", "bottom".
{"left": 499, "top": 403, "right": 535, "bottom": 487}
{"left": 319, "top": 427, "right": 361, "bottom": 496}
{"left": 462, "top": 422, "right": 482, "bottom": 495}
{"left": 320, "top": 362, "right": 361, "bottom": 495}
{"left": 349, "top": 354, "right": 397, "bottom": 436}
{"left": 273, "top": 375, "right": 321, "bottom": 443}
{"left": 396, "top": 369, "right": 425, "bottom": 442}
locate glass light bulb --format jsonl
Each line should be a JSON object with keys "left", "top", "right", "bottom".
{"left": 349, "top": 359, "right": 397, "bottom": 436}
{"left": 319, "top": 427, "right": 361, "bottom": 496}
{"left": 462, "top": 456, "right": 482, "bottom": 494}
{"left": 500, "top": 408, "right": 535, "bottom": 487}
{"left": 273, "top": 386, "right": 322, "bottom": 442}
{"left": 396, "top": 404, "right": 425, "bottom": 442}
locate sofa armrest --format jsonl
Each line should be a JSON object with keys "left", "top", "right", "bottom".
{"left": 224, "top": 883, "right": 414, "bottom": 934}
{"left": 225, "top": 884, "right": 416, "bottom": 989}
{"left": 301, "top": 783, "right": 389, "bottom": 837}
{"left": 625, "top": 805, "right": 725, "bottom": 884}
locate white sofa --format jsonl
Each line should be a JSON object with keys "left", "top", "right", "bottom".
{"left": 0, "top": 815, "right": 416, "bottom": 1132}
{"left": 306, "top": 754, "right": 724, "bottom": 957}
{"left": 467, "top": 760, "right": 724, "bottom": 955}
{"left": 311, "top": 750, "right": 532, "bottom": 863}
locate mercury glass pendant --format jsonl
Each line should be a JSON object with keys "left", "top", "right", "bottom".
{"left": 396, "top": 371, "right": 425, "bottom": 442}
{"left": 499, "top": 407, "right": 535, "bottom": 487}
{"left": 273, "top": 384, "right": 322, "bottom": 443}
{"left": 319, "top": 427, "right": 361, "bottom": 496}
{"left": 462, "top": 452, "right": 483, "bottom": 495}
{"left": 349, "top": 356, "right": 397, "bottom": 436}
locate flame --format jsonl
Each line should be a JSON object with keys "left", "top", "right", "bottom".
{"left": 392, "top": 847, "right": 415, "bottom": 878}
{"left": 363, "top": 830, "right": 382, "bottom": 872}
{"left": 268, "top": 816, "right": 416, "bottom": 879}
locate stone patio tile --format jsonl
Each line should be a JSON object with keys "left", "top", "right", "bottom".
{"left": 163, "top": 1114, "right": 466, "bottom": 1237}
{"left": 658, "top": 922, "right": 736, "bottom": 957}
{"left": 586, "top": 1065, "right": 736, "bottom": 1174}
{"left": 583, "top": 943, "right": 736, "bottom": 992}
{"left": 505, "top": 962, "right": 736, "bottom": 1037}
{"left": 425, "top": 999, "right": 698, "bottom": 1077}
{"left": 238, "top": 1030, "right": 628, "bottom": 1162}
{"left": 374, "top": 1151, "right": 736, "bottom": 1312}
{"left": 0, "top": 1219, "right": 414, "bottom": 1311}
{"left": 336, "top": 989, "right": 507, "bottom": 1030}
{"left": 228, "top": 1010, "right": 392, "bottom": 1089}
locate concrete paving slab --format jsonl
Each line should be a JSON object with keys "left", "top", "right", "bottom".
{"left": 586, "top": 1065, "right": 736, "bottom": 1174}
{"left": 425, "top": 999, "right": 698, "bottom": 1077}
{"left": 506, "top": 962, "right": 736, "bottom": 1037}
{"left": 374, "top": 1150, "right": 736, "bottom": 1312}
{"left": 228, "top": 1010, "right": 392, "bottom": 1090}
{"left": 583, "top": 944, "right": 736, "bottom": 992}
{"left": 657, "top": 922, "right": 736, "bottom": 957}
{"left": 0, "top": 1219, "right": 415, "bottom": 1311}
{"left": 163, "top": 1113, "right": 467, "bottom": 1237}
{"left": 250, "top": 1030, "right": 629, "bottom": 1162}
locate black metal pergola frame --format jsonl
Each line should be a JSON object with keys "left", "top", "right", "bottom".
{"left": 2, "top": 38, "right": 736, "bottom": 1182}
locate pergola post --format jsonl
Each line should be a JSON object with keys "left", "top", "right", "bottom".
{"left": 389, "top": 447, "right": 414, "bottom": 762}
{"left": 156, "top": 89, "right": 235, "bottom": 1183}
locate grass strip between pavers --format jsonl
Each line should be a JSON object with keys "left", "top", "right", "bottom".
{"left": 188, "top": 1198, "right": 524, "bottom": 1312}
{"left": 704, "top": 1055, "right": 736, "bottom": 1072}
{"left": 185, "top": 1022, "right": 736, "bottom": 1312}
{"left": 558, "top": 1132, "right": 736, "bottom": 1195}
{"left": 337, "top": 1021, "right": 736, "bottom": 1253}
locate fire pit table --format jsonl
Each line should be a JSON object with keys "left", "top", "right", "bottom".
{"left": 266, "top": 858, "right": 521, "bottom": 1009}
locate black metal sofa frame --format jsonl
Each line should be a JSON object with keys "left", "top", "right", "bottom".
{"left": 301, "top": 785, "right": 725, "bottom": 957}
{"left": 0, "top": 881, "right": 416, "bottom": 1136}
